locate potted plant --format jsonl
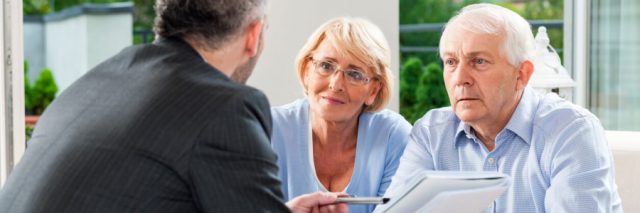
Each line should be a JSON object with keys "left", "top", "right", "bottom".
{"left": 24, "top": 60, "right": 58, "bottom": 128}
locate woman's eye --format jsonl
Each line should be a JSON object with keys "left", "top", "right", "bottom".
{"left": 320, "top": 62, "right": 334, "bottom": 71}
{"left": 347, "top": 70, "right": 365, "bottom": 81}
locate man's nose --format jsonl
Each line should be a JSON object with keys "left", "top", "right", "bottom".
{"left": 452, "top": 63, "right": 473, "bottom": 87}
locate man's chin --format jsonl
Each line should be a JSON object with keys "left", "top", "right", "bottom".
{"left": 454, "top": 109, "right": 482, "bottom": 123}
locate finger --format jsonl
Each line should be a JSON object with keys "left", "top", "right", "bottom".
{"left": 313, "top": 192, "right": 339, "bottom": 205}
{"left": 335, "top": 203, "right": 349, "bottom": 213}
{"left": 319, "top": 203, "right": 348, "bottom": 213}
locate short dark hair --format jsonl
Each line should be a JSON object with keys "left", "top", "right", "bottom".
{"left": 154, "top": 0, "right": 266, "bottom": 49}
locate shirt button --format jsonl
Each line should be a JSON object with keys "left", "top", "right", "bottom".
{"left": 487, "top": 157, "right": 495, "bottom": 165}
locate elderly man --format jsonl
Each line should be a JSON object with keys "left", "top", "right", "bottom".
{"left": 0, "top": 0, "right": 346, "bottom": 212}
{"left": 386, "top": 3, "right": 622, "bottom": 212}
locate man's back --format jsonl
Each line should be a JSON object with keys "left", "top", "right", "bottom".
{"left": 0, "top": 38, "right": 288, "bottom": 212}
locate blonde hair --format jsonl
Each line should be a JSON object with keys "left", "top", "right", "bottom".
{"left": 295, "top": 17, "right": 392, "bottom": 112}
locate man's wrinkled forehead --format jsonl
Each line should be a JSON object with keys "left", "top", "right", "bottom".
{"left": 439, "top": 19, "right": 505, "bottom": 59}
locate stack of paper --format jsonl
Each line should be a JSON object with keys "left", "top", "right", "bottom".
{"left": 374, "top": 171, "right": 510, "bottom": 213}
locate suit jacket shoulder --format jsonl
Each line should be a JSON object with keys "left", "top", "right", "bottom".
{"left": 0, "top": 37, "right": 287, "bottom": 213}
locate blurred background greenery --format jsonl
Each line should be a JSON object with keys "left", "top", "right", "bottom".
{"left": 23, "top": 0, "right": 564, "bottom": 124}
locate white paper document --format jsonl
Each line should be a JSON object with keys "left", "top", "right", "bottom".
{"left": 374, "top": 171, "right": 510, "bottom": 213}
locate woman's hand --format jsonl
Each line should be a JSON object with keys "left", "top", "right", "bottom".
{"left": 286, "top": 192, "right": 349, "bottom": 213}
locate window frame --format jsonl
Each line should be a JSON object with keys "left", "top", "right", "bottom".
{"left": 1, "top": 0, "right": 25, "bottom": 186}
{"left": 564, "top": 0, "right": 589, "bottom": 108}
{"left": 566, "top": 0, "right": 640, "bottom": 136}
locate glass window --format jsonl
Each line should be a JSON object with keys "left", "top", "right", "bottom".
{"left": 589, "top": 0, "right": 640, "bottom": 131}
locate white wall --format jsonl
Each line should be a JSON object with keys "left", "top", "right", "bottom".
{"left": 86, "top": 14, "right": 132, "bottom": 70}
{"left": 606, "top": 131, "right": 640, "bottom": 213}
{"left": 45, "top": 13, "right": 132, "bottom": 94}
{"left": 24, "top": 21, "right": 45, "bottom": 82}
{"left": 45, "top": 15, "right": 89, "bottom": 94}
{"left": 248, "top": 0, "right": 400, "bottom": 111}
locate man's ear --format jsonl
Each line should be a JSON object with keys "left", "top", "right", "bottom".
{"left": 244, "top": 20, "right": 264, "bottom": 57}
{"left": 516, "top": 60, "right": 534, "bottom": 90}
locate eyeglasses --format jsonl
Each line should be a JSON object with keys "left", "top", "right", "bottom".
{"left": 309, "top": 58, "right": 376, "bottom": 85}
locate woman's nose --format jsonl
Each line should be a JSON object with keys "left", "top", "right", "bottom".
{"left": 328, "top": 70, "right": 346, "bottom": 91}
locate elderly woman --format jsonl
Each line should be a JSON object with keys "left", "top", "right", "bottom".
{"left": 271, "top": 17, "right": 411, "bottom": 213}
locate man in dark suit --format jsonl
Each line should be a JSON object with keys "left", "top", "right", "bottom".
{"left": 0, "top": 0, "right": 347, "bottom": 212}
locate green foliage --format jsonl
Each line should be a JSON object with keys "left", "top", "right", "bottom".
{"left": 399, "top": 0, "right": 481, "bottom": 65}
{"left": 524, "top": 0, "right": 564, "bottom": 61}
{"left": 400, "top": 57, "right": 448, "bottom": 123}
{"left": 523, "top": 0, "right": 563, "bottom": 20}
{"left": 24, "top": 61, "right": 35, "bottom": 112}
{"left": 30, "top": 68, "right": 58, "bottom": 115}
{"left": 133, "top": 0, "right": 156, "bottom": 29}
{"left": 400, "top": 57, "right": 424, "bottom": 109}
{"left": 24, "top": 0, "right": 50, "bottom": 15}
{"left": 26, "top": 126, "right": 34, "bottom": 142}
{"left": 412, "top": 63, "right": 449, "bottom": 122}
{"left": 24, "top": 61, "right": 55, "bottom": 140}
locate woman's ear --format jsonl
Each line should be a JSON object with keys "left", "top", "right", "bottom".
{"left": 365, "top": 81, "right": 382, "bottom": 106}
{"left": 302, "top": 66, "right": 310, "bottom": 95}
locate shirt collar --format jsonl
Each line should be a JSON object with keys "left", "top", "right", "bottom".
{"left": 454, "top": 86, "right": 538, "bottom": 146}
{"left": 504, "top": 86, "right": 537, "bottom": 145}
{"left": 455, "top": 118, "right": 477, "bottom": 146}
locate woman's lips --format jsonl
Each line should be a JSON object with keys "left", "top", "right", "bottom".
{"left": 322, "top": 96, "right": 345, "bottom": 104}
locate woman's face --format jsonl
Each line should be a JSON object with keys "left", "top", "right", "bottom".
{"left": 305, "top": 39, "right": 381, "bottom": 123}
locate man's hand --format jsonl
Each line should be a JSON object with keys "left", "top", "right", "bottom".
{"left": 286, "top": 192, "right": 349, "bottom": 213}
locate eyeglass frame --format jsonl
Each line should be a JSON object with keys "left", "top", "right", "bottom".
{"left": 308, "top": 57, "right": 378, "bottom": 86}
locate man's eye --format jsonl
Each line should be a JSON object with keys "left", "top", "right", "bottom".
{"left": 445, "top": 59, "right": 456, "bottom": 66}
{"left": 475, "top": 58, "right": 486, "bottom": 65}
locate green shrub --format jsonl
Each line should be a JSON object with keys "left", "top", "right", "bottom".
{"left": 31, "top": 68, "right": 58, "bottom": 115}
{"left": 399, "top": 57, "right": 450, "bottom": 124}
{"left": 24, "top": 61, "right": 35, "bottom": 113}
{"left": 400, "top": 57, "right": 424, "bottom": 108}
{"left": 412, "top": 62, "right": 449, "bottom": 122}
{"left": 23, "top": 60, "right": 57, "bottom": 141}
{"left": 23, "top": 0, "right": 50, "bottom": 15}
{"left": 25, "top": 126, "right": 34, "bottom": 142}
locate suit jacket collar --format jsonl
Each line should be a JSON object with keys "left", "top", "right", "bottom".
{"left": 153, "top": 37, "right": 232, "bottom": 81}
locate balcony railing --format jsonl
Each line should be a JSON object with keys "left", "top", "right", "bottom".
{"left": 399, "top": 19, "right": 563, "bottom": 54}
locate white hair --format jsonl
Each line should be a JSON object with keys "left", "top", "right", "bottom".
{"left": 439, "top": 3, "right": 535, "bottom": 67}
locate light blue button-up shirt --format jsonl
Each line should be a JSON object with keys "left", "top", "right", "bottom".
{"left": 385, "top": 87, "right": 622, "bottom": 212}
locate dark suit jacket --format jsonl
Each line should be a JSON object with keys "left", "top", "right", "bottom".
{"left": 0, "top": 38, "right": 289, "bottom": 212}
